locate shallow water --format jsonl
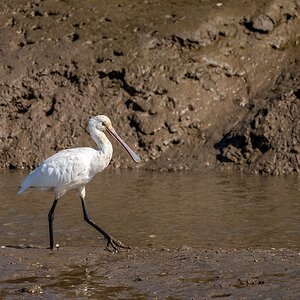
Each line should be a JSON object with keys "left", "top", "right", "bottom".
{"left": 0, "top": 170, "right": 299, "bottom": 249}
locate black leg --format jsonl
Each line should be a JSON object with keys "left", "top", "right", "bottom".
{"left": 48, "top": 198, "right": 59, "bottom": 250}
{"left": 80, "top": 196, "right": 130, "bottom": 251}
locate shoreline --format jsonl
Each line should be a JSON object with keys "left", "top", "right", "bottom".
{"left": 1, "top": 245, "right": 299, "bottom": 298}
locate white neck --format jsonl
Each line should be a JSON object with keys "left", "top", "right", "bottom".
{"left": 88, "top": 126, "right": 113, "bottom": 158}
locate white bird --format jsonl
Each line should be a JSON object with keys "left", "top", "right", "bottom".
{"left": 18, "top": 115, "right": 140, "bottom": 251}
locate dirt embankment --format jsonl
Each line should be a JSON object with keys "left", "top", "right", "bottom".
{"left": 0, "top": 0, "right": 299, "bottom": 174}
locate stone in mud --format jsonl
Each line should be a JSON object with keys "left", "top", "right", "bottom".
{"left": 251, "top": 14, "right": 274, "bottom": 33}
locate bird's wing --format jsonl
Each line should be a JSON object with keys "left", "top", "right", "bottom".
{"left": 18, "top": 148, "right": 96, "bottom": 194}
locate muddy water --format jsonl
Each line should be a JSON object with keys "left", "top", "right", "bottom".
{"left": 0, "top": 170, "right": 299, "bottom": 249}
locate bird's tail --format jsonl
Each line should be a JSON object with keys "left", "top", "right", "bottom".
{"left": 17, "top": 184, "right": 28, "bottom": 195}
{"left": 17, "top": 174, "right": 33, "bottom": 195}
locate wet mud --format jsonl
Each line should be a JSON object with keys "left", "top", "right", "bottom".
{"left": 0, "top": 0, "right": 299, "bottom": 174}
{"left": 1, "top": 246, "right": 299, "bottom": 299}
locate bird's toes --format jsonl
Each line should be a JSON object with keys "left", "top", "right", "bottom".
{"left": 113, "top": 239, "right": 131, "bottom": 249}
{"left": 105, "top": 237, "right": 130, "bottom": 252}
{"left": 105, "top": 240, "right": 118, "bottom": 252}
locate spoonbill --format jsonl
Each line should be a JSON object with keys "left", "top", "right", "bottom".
{"left": 18, "top": 115, "right": 140, "bottom": 251}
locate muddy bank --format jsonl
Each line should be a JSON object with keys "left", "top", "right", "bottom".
{"left": 0, "top": 0, "right": 299, "bottom": 173}
{"left": 0, "top": 246, "right": 299, "bottom": 299}
{"left": 216, "top": 88, "right": 300, "bottom": 175}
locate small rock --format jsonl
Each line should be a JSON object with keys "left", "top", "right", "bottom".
{"left": 221, "top": 145, "right": 244, "bottom": 163}
{"left": 19, "top": 285, "right": 42, "bottom": 294}
{"left": 178, "top": 245, "right": 193, "bottom": 251}
{"left": 69, "top": 33, "right": 80, "bottom": 42}
{"left": 251, "top": 14, "right": 274, "bottom": 33}
{"left": 248, "top": 149, "right": 262, "bottom": 163}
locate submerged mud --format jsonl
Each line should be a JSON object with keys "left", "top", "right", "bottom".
{"left": 0, "top": 0, "right": 299, "bottom": 174}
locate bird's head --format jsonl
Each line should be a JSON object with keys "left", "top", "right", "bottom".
{"left": 88, "top": 115, "right": 113, "bottom": 132}
{"left": 88, "top": 115, "right": 141, "bottom": 163}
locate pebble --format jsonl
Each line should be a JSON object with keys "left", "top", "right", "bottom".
{"left": 178, "top": 245, "right": 193, "bottom": 251}
{"left": 251, "top": 14, "right": 274, "bottom": 33}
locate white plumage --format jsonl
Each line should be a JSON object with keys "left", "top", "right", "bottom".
{"left": 18, "top": 147, "right": 109, "bottom": 197}
{"left": 18, "top": 115, "right": 140, "bottom": 251}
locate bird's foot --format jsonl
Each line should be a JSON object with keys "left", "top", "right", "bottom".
{"left": 106, "top": 236, "right": 130, "bottom": 252}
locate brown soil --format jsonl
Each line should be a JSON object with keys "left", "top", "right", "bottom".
{"left": 1, "top": 246, "right": 299, "bottom": 299}
{"left": 0, "top": 0, "right": 299, "bottom": 174}
{"left": 216, "top": 88, "right": 300, "bottom": 175}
